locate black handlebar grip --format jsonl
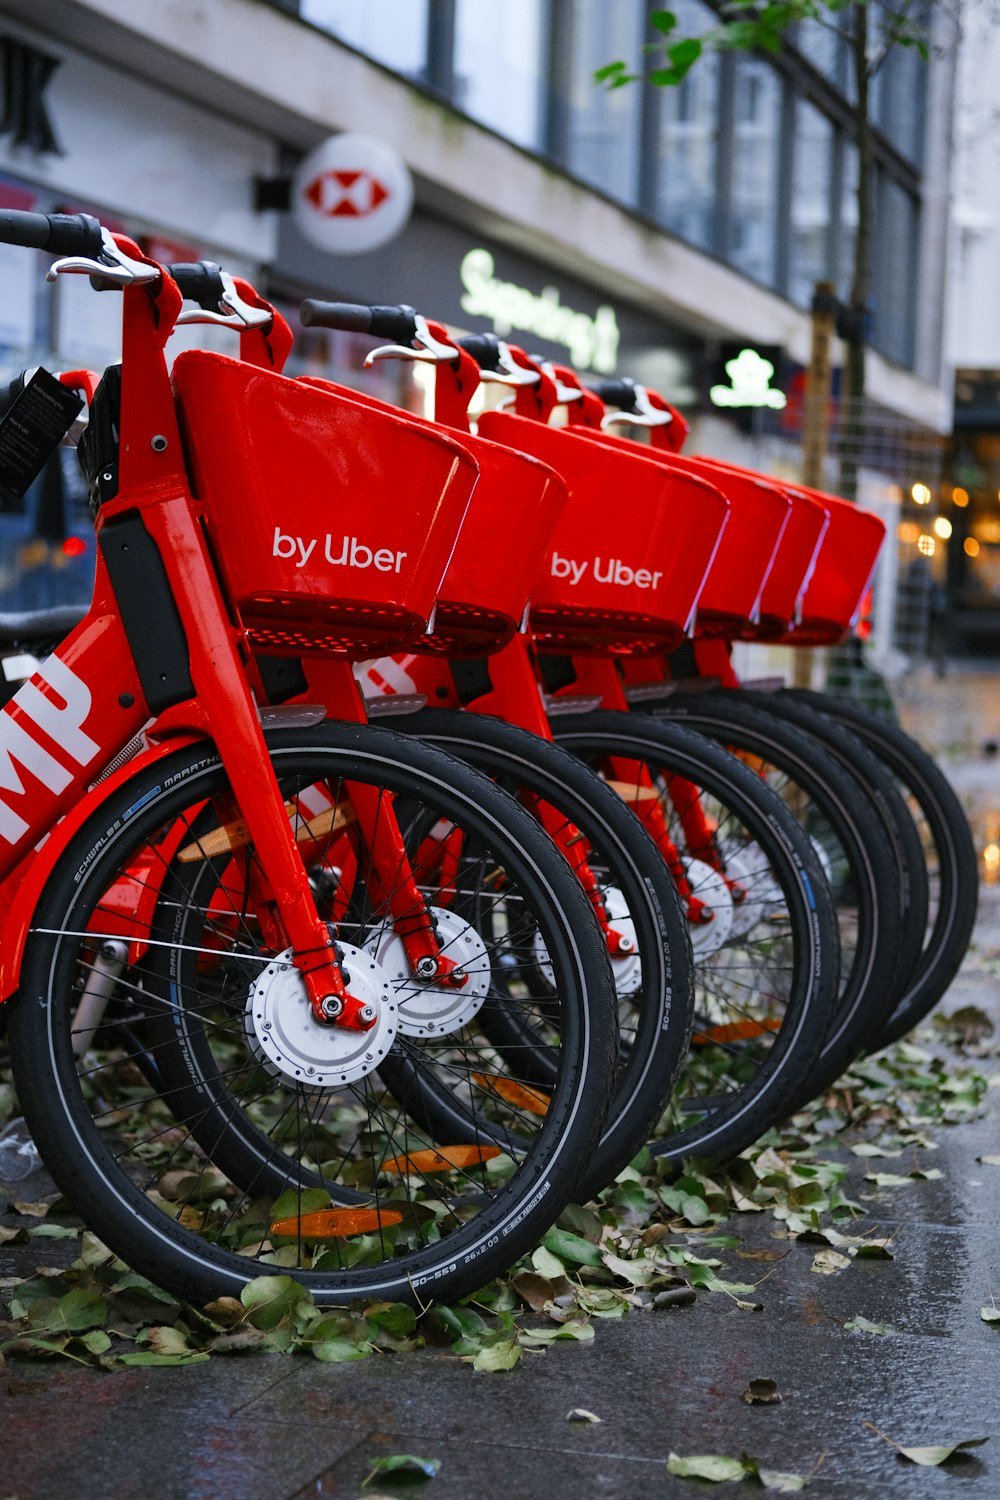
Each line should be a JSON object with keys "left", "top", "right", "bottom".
{"left": 0, "top": 211, "right": 104, "bottom": 258}
{"left": 588, "top": 378, "right": 640, "bottom": 412}
{"left": 299, "top": 300, "right": 418, "bottom": 344}
{"left": 455, "top": 333, "right": 504, "bottom": 371}
{"left": 168, "top": 261, "right": 226, "bottom": 310}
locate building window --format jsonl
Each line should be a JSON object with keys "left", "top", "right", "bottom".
{"left": 562, "top": 0, "right": 644, "bottom": 206}
{"left": 789, "top": 98, "right": 834, "bottom": 308}
{"left": 652, "top": 0, "right": 719, "bottom": 251}
{"left": 871, "top": 39, "right": 927, "bottom": 166}
{"left": 453, "top": 0, "right": 544, "bottom": 148}
{"left": 793, "top": 13, "right": 850, "bottom": 90}
{"left": 300, "top": 0, "right": 429, "bottom": 77}
{"left": 872, "top": 173, "right": 918, "bottom": 366}
{"left": 729, "top": 55, "right": 781, "bottom": 287}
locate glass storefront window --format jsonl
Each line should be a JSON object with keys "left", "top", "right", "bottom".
{"left": 653, "top": 0, "right": 719, "bottom": 251}
{"left": 794, "top": 15, "right": 848, "bottom": 86}
{"left": 872, "top": 174, "right": 918, "bottom": 366}
{"left": 730, "top": 56, "right": 781, "bottom": 287}
{"left": 837, "top": 139, "right": 859, "bottom": 298}
{"left": 788, "top": 99, "right": 834, "bottom": 308}
{"left": 300, "top": 1, "right": 428, "bottom": 77}
{"left": 871, "top": 41, "right": 927, "bottom": 165}
{"left": 453, "top": 0, "right": 544, "bottom": 148}
{"left": 564, "top": 0, "right": 644, "bottom": 206}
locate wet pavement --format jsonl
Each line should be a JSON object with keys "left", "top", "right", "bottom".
{"left": 3, "top": 661, "right": 1000, "bottom": 1500}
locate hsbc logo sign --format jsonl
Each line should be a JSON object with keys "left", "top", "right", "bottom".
{"left": 292, "top": 134, "right": 413, "bottom": 254}
{"left": 305, "top": 169, "right": 390, "bottom": 219}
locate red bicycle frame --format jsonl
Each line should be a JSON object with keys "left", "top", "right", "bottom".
{"left": 0, "top": 240, "right": 479, "bottom": 1027}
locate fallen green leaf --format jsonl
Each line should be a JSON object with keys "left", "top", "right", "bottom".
{"left": 844, "top": 1316, "right": 895, "bottom": 1335}
{"left": 865, "top": 1421, "right": 989, "bottom": 1466}
{"left": 810, "top": 1249, "right": 851, "bottom": 1276}
{"left": 540, "top": 1228, "right": 604, "bottom": 1267}
{"left": 361, "top": 1453, "right": 440, "bottom": 1487}
{"left": 666, "top": 1452, "right": 747, "bottom": 1481}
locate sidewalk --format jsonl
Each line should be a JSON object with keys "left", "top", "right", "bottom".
{"left": 2, "top": 664, "right": 999, "bottom": 1500}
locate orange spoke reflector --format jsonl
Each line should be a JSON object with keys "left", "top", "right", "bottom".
{"left": 178, "top": 801, "right": 356, "bottom": 862}
{"left": 383, "top": 1145, "right": 502, "bottom": 1174}
{"left": 473, "top": 1072, "right": 551, "bottom": 1116}
{"left": 691, "top": 1018, "right": 782, "bottom": 1045}
{"left": 604, "top": 779, "right": 660, "bottom": 804}
{"left": 269, "top": 1207, "right": 402, "bottom": 1238}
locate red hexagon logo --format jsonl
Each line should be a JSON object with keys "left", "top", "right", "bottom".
{"left": 304, "top": 169, "right": 391, "bottom": 219}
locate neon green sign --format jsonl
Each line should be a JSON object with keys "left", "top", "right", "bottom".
{"left": 710, "top": 348, "right": 787, "bottom": 410}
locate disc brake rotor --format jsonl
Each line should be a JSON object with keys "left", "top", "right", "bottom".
{"left": 719, "top": 842, "right": 786, "bottom": 940}
{"left": 532, "top": 884, "right": 642, "bottom": 998}
{"left": 245, "top": 941, "right": 397, "bottom": 1088}
{"left": 684, "top": 857, "right": 735, "bottom": 959}
{"left": 363, "top": 905, "right": 491, "bottom": 1037}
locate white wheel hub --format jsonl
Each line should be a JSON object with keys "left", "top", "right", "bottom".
{"left": 363, "top": 905, "right": 491, "bottom": 1037}
{"left": 719, "top": 842, "right": 786, "bottom": 939}
{"left": 245, "top": 941, "right": 397, "bottom": 1087}
{"left": 684, "top": 857, "right": 735, "bottom": 959}
{"left": 532, "top": 885, "right": 643, "bottom": 998}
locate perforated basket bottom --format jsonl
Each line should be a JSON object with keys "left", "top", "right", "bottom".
{"left": 418, "top": 604, "right": 518, "bottom": 659}
{"left": 777, "top": 622, "right": 850, "bottom": 647}
{"left": 693, "top": 612, "right": 753, "bottom": 640}
{"left": 242, "top": 597, "right": 428, "bottom": 659}
{"left": 530, "top": 607, "right": 684, "bottom": 657}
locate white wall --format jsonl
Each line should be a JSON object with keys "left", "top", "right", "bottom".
{"left": 947, "top": 4, "right": 1000, "bottom": 369}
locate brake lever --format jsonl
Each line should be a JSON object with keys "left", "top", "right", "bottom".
{"left": 46, "top": 226, "right": 160, "bottom": 287}
{"left": 365, "top": 314, "right": 460, "bottom": 367}
{"left": 601, "top": 382, "right": 673, "bottom": 429}
{"left": 174, "top": 269, "right": 273, "bottom": 331}
{"left": 534, "top": 359, "right": 583, "bottom": 404}
{"left": 471, "top": 340, "right": 540, "bottom": 387}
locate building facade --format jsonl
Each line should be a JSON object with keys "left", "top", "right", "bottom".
{"left": 0, "top": 0, "right": 959, "bottom": 660}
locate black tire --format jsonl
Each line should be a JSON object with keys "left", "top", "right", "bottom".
{"left": 736, "top": 689, "right": 930, "bottom": 1002}
{"left": 8, "top": 724, "right": 617, "bottom": 1307}
{"left": 393, "top": 708, "right": 695, "bottom": 1200}
{"left": 786, "top": 688, "right": 979, "bottom": 1048}
{"left": 551, "top": 712, "right": 840, "bottom": 1163}
{"left": 647, "top": 690, "right": 907, "bottom": 1095}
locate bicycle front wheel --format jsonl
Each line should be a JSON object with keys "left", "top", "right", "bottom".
{"left": 552, "top": 712, "right": 840, "bottom": 1163}
{"left": 9, "top": 724, "right": 617, "bottom": 1307}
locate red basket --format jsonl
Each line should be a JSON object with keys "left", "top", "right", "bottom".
{"left": 172, "top": 352, "right": 478, "bottom": 658}
{"left": 478, "top": 410, "right": 729, "bottom": 655}
{"left": 772, "top": 485, "right": 886, "bottom": 645}
{"left": 666, "top": 456, "right": 830, "bottom": 640}
{"left": 427, "top": 431, "right": 568, "bottom": 655}
{"left": 299, "top": 380, "right": 569, "bottom": 657}
{"left": 752, "top": 487, "right": 829, "bottom": 639}
{"left": 562, "top": 433, "right": 790, "bottom": 636}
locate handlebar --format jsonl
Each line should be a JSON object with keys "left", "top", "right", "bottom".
{"left": 455, "top": 333, "right": 505, "bottom": 372}
{"left": 299, "top": 299, "right": 419, "bottom": 344}
{"left": 167, "top": 261, "right": 226, "bottom": 310}
{"left": 589, "top": 378, "right": 641, "bottom": 413}
{"left": 0, "top": 211, "right": 104, "bottom": 259}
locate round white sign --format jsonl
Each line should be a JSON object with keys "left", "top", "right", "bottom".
{"left": 291, "top": 134, "right": 414, "bottom": 254}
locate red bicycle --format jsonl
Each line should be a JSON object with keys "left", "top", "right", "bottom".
{"left": 0, "top": 212, "right": 621, "bottom": 1308}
